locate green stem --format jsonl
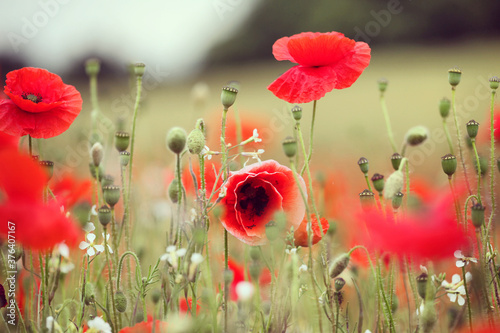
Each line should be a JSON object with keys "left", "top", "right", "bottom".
{"left": 28, "top": 135, "right": 33, "bottom": 157}
{"left": 442, "top": 119, "right": 455, "bottom": 155}
{"left": 471, "top": 139, "right": 482, "bottom": 204}
{"left": 220, "top": 107, "right": 229, "bottom": 332}
{"left": 104, "top": 226, "right": 118, "bottom": 332}
{"left": 462, "top": 266, "right": 473, "bottom": 332}
{"left": 116, "top": 251, "right": 141, "bottom": 290}
{"left": 364, "top": 174, "right": 373, "bottom": 192}
{"left": 380, "top": 92, "right": 398, "bottom": 153}
{"left": 449, "top": 177, "right": 463, "bottom": 225}
{"left": 301, "top": 100, "right": 317, "bottom": 175}
{"left": 487, "top": 89, "right": 496, "bottom": 237}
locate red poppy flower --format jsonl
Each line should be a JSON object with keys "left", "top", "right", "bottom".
{"left": 118, "top": 315, "right": 168, "bottom": 333}
{"left": 181, "top": 159, "right": 223, "bottom": 201}
{"left": 357, "top": 192, "right": 467, "bottom": 260}
{"left": 268, "top": 32, "right": 371, "bottom": 103}
{"left": 51, "top": 175, "right": 92, "bottom": 209}
{"left": 0, "top": 67, "right": 82, "bottom": 138}
{"left": 227, "top": 258, "right": 271, "bottom": 301}
{"left": 293, "top": 214, "right": 329, "bottom": 247}
{"left": 179, "top": 297, "right": 200, "bottom": 315}
{"left": 221, "top": 160, "right": 306, "bottom": 245}
{"left": 0, "top": 150, "right": 82, "bottom": 250}
{"left": 0, "top": 132, "right": 19, "bottom": 151}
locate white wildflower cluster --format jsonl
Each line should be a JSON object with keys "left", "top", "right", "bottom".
{"left": 160, "top": 245, "right": 187, "bottom": 270}
{"left": 79, "top": 223, "right": 112, "bottom": 257}
{"left": 441, "top": 272, "right": 472, "bottom": 306}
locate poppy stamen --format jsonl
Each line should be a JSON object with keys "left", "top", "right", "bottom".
{"left": 22, "top": 92, "right": 43, "bottom": 103}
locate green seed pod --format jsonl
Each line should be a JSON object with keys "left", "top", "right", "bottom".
{"left": 490, "top": 76, "right": 499, "bottom": 90}
{"left": 359, "top": 189, "right": 375, "bottom": 210}
{"left": 391, "top": 153, "right": 402, "bottom": 171}
{"left": 115, "top": 131, "right": 130, "bottom": 152}
{"left": 101, "top": 174, "right": 114, "bottom": 187}
{"left": 265, "top": 221, "right": 280, "bottom": 241}
{"left": 471, "top": 203, "right": 486, "bottom": 229}
{"left": 134, "top": 63, "right": 146, "bottom": 77}
{"left": 168, "top": 178, "right": 179, "bottom": 203}
{"left": 392, "top": 192, "right": 404, "bottom": 210}
{"left": 441, "top": 154, "right": 457, "bottom": 177}
{"left": 282, "top": 136, "right": 297, "bottom": 158}
{"left": 84, "top": 283, "right": 96, "bottom": 305}
{"left": 371, "top": 173, "right": 384, "bottom": 193}
{"left": 166, "top": 127, "right": 187, "bottom": 154}
{"left": 377, "top": 78, "right": 388, "bottom": 93}
{"left": 416, "top": 273, "right": 428, "bottom": 299}
{"left": 221, "top": 86, "right": 238, "bottom": 109}
{"left": 115, "top": 290, "right": 127, "bottom": 313}
{"left": 334, "top": 277, "right": 346, "bottom": 291}
{"left": 466, "top": 120, "right": 479, "bottom": 139}
{"left": 439, "top": 97, "right": 451, "bottom": 119}
{"left": 85, "top": 58, "right": 101, "bottom": 77}
{"left": 187, "top": 128, "right": 205, "bottom": 155}
{"left": 291, "top": 105, "right": 302, "bottom": 121}
{"left": 39, "top": 160, "right": 54, "bottom": 180}
{"left": 249, "top": 262, "right": 262, "bottom": 281}
{"left": 224, "top": 269, "right": 234, "bottom": 284}
{"left": 120, "top": 151, "right": 131, "bottom": 167}
{"left": 103, "top": 185, "right": 120, "bottom": 207}
{"left": 329, "top": 253, "right": 350, "bottom": 279}
{"left": 249, "top": 247, "right": 261, "bottom": 261}
{"left": 357, "top": 157, "right": 369, "bottom": 174}
{"left": 405, "top": 126, "right": 429, "bottom": 146}
{"left": 448, "top": 67, "right": 462, "bottom": 87}
{"left": 90, "top": 142, "right": 104, "bottom": 167}
{"left": 384, "top": 170, "right": 404, "bottom": 200}
{"left": 98, "top": 205, "right": 112, "bottom": 226}
{"left": 151, "top": 289, "right": 162, "bottom": 304}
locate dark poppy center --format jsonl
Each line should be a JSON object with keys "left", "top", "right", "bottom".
{"left": 22, "top": 93, "right": 43, "bottom": 104}
{"left": 238, "top": 183, "right": 269, "bottom": 218}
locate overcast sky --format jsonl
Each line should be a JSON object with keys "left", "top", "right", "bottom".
{"left": 0, "top": 0, "right": 260, "bottom": 79}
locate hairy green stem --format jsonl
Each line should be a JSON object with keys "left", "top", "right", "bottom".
{"left": 380, "top": 91, "right": 398, "bottom": 153}
{"left": 462, "top": 266, "right": 473, "bottom": 332}
{"left": 301, "top": 100, "right": 317, "bottom": 175}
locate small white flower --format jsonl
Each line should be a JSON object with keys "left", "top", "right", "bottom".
{"left": 219, "top": 186, "right": 227, "bottom": 198}
{"left": 83, "top": 222, "right": 96, "bottom": 233}
{"left": 87, "top": 316, "right": 111, "bottom": 333}
{"left": 415, "top": 301, "right": 425, "bottom": 316}
{"left": 90, "top": 205, "right": 98, "bottom": 216}
{"left": 160, "top": 246, "right": 187, "bottom": 269}
{"left": 441, "top": 273, "right": 470, "bottom": 306}
{"left": 252, "top": 128, "right": 262, "bottom": 143}
{"left": 46, "top": 316, "right": 62, "bottom": 333}
{"left": 299, "top": 264, "right": 308, "bottom": 273}
{"left": 419, "top": 265, "right": 428, "bottom": 274}
{"left": 191, "top": 253, "right": 204, "bottom": 265}
{"left": 285, "top": 248, "right": 297, "bottom": 255}
{"left": 101, "top": 233, "right": 113, "bottom": 254}
{"left": 201, "top": 145, "right": 213, "bottom": 160}
{"left": 241, "top": 149, "right": 265, "bottom": 166}
{"left": 235, "top": 281, "right": 255, "bottom": 301}
{"left": 79, "top": 233, "right": 104, "bottom": 257}
{"left": 454, "top": 250, "right": 477, "bottom": 267}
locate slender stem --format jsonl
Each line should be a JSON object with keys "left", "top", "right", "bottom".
{"left": 220, "top": 107, "right": 229, "bottom": 332}
{"left": 487, "top": 89, "right": 496, "bottom": 236}
{"left": 462, "top": 266, "right": 473, "bottom": 332}
{"left": 28, "top": 135, "right": 33, "bottom": 157}
{"left": 301, "top": 100, "right": 317, "bottom": 175}
{"left": 104, "top": 226, "right": 118, "bottom": 332}
{"left": 443, "top": 119, "right": 455, "bottom": 155}
{"left": 175, "top": 153, "right": 183, "bottom": 248}
{"left": 380, "top": 92, "right": 398, "bottom": 153}
{"left": 449, "top": 177, "right": 463, "bottom": 225}
{"left": 364, "top": 174, "right": 373, "bottom": 192}
{"left": 471, "top": 139, "right": 482, "bottom": 204}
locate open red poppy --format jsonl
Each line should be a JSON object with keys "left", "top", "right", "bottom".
{"left": 0, "top": 67, "right": 82, "bottom": 138}
{"left": 221, "top": 160, "right": 306, "bottom": 245}
{"left": 268, "top": 32, "right": 371, "bottom": 103}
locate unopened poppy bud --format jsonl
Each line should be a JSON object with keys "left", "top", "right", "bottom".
{"left": 474, "top": 155, "right": 488, "bottom": 176}
{"left": 466, "top": 120, "right": 479, "bottom": 139}
{"left": 221, "top": 86, "right": 238, "bottom": 109}
{"left": 249, "top": 247, "right": 261, "bottom": 261}
{"left": 282, "top": 136, "right": 297, "bottom": 158}
{"left": 471, "top": 203, "right": 485, "bottom": 228}
{"left": 439, "top": 97, "right": 451, "bottom": 119}
{"left": 249, "top": 262, "right": 261, "bottom": 281}
{"left": 391, "top": 153, "right": 402, "bottom": 171}
{"left": 441, "top": 154, "right": 457, "bottom": 177}
{"left": 265, "top": 221, "right": 280, "bottom": 241}
{"left": 371, "top": 173, "right": 384, "bottom": 193}
{"left": 357, "top": 157, "right": 369, "bottom": 174}
{"left": 85, "top": 58, "right": 100, "bottom": 76}
{"left": 39, "top": 160, "right": 54, "bottom": 180}
{"left": 329, "top": 253, "right": 350, "bottom": 279}
{"left": 120, "top": 151, "right": 130, "bottom": 166}
{"left": 187, "top": 128, "right": 205, "bottom": 155}
{"left": 151, "top": 289, "right": 162, "bottom": 304}
{"left": 168, "top": 179, "right": 179, "bottom": 203}
{"left": 90, "top": 142, "right": 104, "bottom": 167}
{"left": 133, "top": 63, "right": 146, "bottom": 77}
{"left": 392, "top": 192, "right": 404, "bottom": 210}
{"left": 416, "top": 273, "right": 428, "bottom": 299}
{"left": 384, "top": 170, "right": 404, "bottom": 200}
{"left": 490, "top": 76, "right": 500, "bottom": 90}
{"left": 85, "top": 283, "right": 96, "bottom": 305}
{"left": 377, "top": 78, "right": 388, "bottom": 93}
{"left": 448, "top": 67, "right": 462, "bottom": 87}
{"left": 405, "top": 126, "right": 429, "bottom": 146}
{"left": 114, "top": 290, "right": 127, "bottom": 313}
{"left": 101, "top": 174, "right": 114, "bottom": 187}
{"left": 103, "top": 185, "right": 120, "bottom": 207}
{"left": 115, "top": 131, "right": 130, "bottom": 152}
{"left": 166, "top": 127, "right": 187, "bottom": 154}
{"left": 334, "top": 277, "right": 346, "bottom": 291}
{"left": 291, "top": 105, "right": 302, "bottom": 121}
{"left": 89, "top": 163, "right": 104, "bottom": 181}
{"left": 391, "top": 295, "right": 399, "bottom": 313}
{"left": 98, "top": 205, "right": 112, "bottom": 226}
{"left": 224, "top": 269, "right": 234, "bottom": 284}
{"left": 359, "top": 189, "right": 375, "bottom": 210}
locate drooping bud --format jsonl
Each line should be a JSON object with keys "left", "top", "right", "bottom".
{"left": 371, "top": 173, "right": 385, "bottom": 194}
{"left": 441, "top": 154, "right": 457, "bottom": 177}
{"left": 84, "top": 283, "right": 96, "bottom": 305}
{"left": 168, "top": 179, "right": 179, "bottom": 204}
{"left": 114, "top": 131, "right": 130, "bottom": 152}
{"left": 291, "top": 105, "right": 302, "bottom": 121}
{"left": 439, "top": 97, "right": 451, "bottom": 119}
{"left": 359, "top": 189, "right": 375, "bottom": 210}
{"left": 448, "top": 67, "right": 462, "bottom": 87}
{"left": 114, "top": 290, "right": 127, "bottom": 313}
{"left": 471, "top": 203, "right": 486, "bottom": 229}
{"left": 357, "top": 157, "right": 369, "bottom": 174}
{"left": 391, "top": 192, "right": 404, "bottom": 210}
{"left": 89, "top": 163, "right": 104, "bottom": 181}
{"left": 466, "top": 120, "right": 479, "bottom": 139}
{"left": 221, "top": 86, "right": 238, "bottom": 109}
{"left": 133, "top": 63, "right": 146, "bottom": 77}
{"left": 98, "top": 205, "right": 112, "bottom": 226}
{"left": 39, "top": 160, "right": 54, "bottom": 180}
{"left": 391, "top": 153, "right": 402, "bottom": 171}
{"left": 101, "top": 174, "right": 114, "bottom": 187}
{"left": 384, "top": 170, "right": 404, "bottom": 200}
{"left": 405, "top": 126, "right": 429, "bottom": 146}
{"left": 90, "top": 142, "right": 104, "bottom": 167}
{"left": 282, "top": 136, "right": 297, "bottom": 158}
{"left": 329, "top": 253, "right": 350, "bottom": 279}
{"left": 151, "top": 289, "right": 162, "bottom": 304}
{"left": 334, "top": 277, "right": 346, "bottom": 291}
{"left": 103, "top": 185, "right": 120, "bottom": 207}
{"left": 120, "top": 151, "right": 130, "bottom": 166}
{"left": 377, "top": 78, "right": 388, "bottom": 93}
{"left": 166, "top": 127, "right": 187, "bottom": 154}
{"left": 490, "top": 76, "right": 499, "bottom": 90}
{"left": 187, "top": 128, "right": 205, "bottom": 155}
{"left": 85, "top": 58, "right": 100, "bottom": 77}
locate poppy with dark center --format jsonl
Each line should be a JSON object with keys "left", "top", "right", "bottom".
{"left": 0, "top": 67, "right": 82, "bottom": 138}
{"left": 268, "top": 31, "right": 371, "bottom": 103}
{"left": 221, "top": 160, "right": 306, "bottom": 245}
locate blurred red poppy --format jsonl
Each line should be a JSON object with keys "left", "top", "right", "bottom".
{"left": 221, "top": 160, "right": 306, "bottom": 245}
{"left": 179, "top": 297, "right": 200, "bottom": 315}
{"left": 182, "top": 159, "right": 223, "bottom": 201}
{"left": 0, "top": 150, "right": 82, "bottom": 250}
{"left": 268, "top": 32, "right": 371, "bottom": 103}
{"left": 0, "top": 132, "right": 19, "bottom": 151}
{"left": 0, "top": 67, "right": 82, "bottom": 138}
{"left": 51, "top": 175, "right": 92, "bottom": 209}
{"left": 293, "top": 214, "right": 329, "bottom": 247}
{"left": 118, "top": 315, "right": 168, "bottom": 332}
